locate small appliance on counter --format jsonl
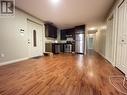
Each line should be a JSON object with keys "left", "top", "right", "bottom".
{"left": 64, "top": 43, "right": 72, "bottom": 53}
{"left": 64, "top": 40, "right": 75, "bottom": 53}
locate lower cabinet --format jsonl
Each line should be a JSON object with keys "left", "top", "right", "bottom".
{"left": 45, "top": 43, "right": 52, "bottom": 52}
{"left": 52, "top": 43, "right": 61, "bottom": 54}
{"left": 45, "top": 43, "right": 75, "bottom": 54}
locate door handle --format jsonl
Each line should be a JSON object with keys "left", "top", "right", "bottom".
{"left": 122, "top": 40, "right": 124, "bottom": 42}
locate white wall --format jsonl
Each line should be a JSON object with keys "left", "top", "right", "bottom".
{"left": 86, "top": 0, "right": 124, "bottom": 68}
{"left": 94, "top": 27, "right": 106, "bottom": 57}
{"left": 105, "top": 15, "right": 114, "bottom": 64}
{"left": 45, "top": 37, "right": 57, "bottom": 43}
{"left": 0, "top": 9, "right": 45, "bottom": 65}
{"left": 94, "top": 0, "right": 124, "bottom": 67}
{"left": 104, "top": 0, "right": 123, "bottom": 66}
{"left": 57, "top": 29, "right": 61, "bottom": 42}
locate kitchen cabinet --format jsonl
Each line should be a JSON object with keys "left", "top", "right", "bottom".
{"left": 60, "top": 25, "right": 85, "bottom": 41}
{"left": 52, "top": 43, "right": 61, "bottom": 54}
{"left": 45, "top": 43, "right": 61, "bottom": 54}
{"left": 75, "top": 25, "right": 85, "bottom": 34}
{"left": 45, "top": 23, "right": 57, "bottom": 38}
{"left": 45, "top": 42, "right": 75, "bottom": 54}
{"left": 60, "top": 28, "right": 75, "bottom": 40}
{"left": 45, "top": 43, "right": 52, "bottom": 52}
{"left": 61, "top": 30, "right": 67, "bottom": 40}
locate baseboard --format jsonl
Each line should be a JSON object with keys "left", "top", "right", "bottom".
{"left": 95, "top": 51, "right": 116, "bottom": 67}
{"left": 103, "top": 56, "right": 116, "bottom": 66}
{"left": 99, "top": 52, "right": 105, "bottom": 58}
{"left": 94, "top": 50, "right": 105, "bottom": 58}
{"left": 0, "top": 57, "right": 29, "bottom": 66}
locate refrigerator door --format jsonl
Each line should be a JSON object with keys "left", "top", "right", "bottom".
{"left": 75, "top": 34, "right": 85, "bottom": 54}
{"left": 75, "top": 41, "right": 84, "bottom": 53}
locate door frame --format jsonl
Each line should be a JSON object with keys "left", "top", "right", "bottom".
{"left": 27, "top": 19, "right": 44, "bottom": 58}
{"left": 115, "top": 0, "right": 127, "bottom": 76}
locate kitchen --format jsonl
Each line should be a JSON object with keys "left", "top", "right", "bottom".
{"left": 45, "top": 24, "right": 85, "bottom": 55}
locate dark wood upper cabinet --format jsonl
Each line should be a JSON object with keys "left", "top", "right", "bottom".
{"left": 61, "top": 30, "right": 67, "bottom": 40}
{"left": 45, "top": 23, "right": 57, "bottom": 38}
{"left": 60, "top": 28, "right": 75, "bottom": 40}
{"left": 75, "top": 25, "right": 85, "bottom": 34}
{"left": 60, "top": 25, "right": 85, "bottom": 40}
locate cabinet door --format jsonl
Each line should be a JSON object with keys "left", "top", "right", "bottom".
{"left": 45, "top": 25, "right": 49, "bottom": 37}
{"left": 116, "top": 1, "right": 127, "bottom": 76}
{"left": 48, "top": 25, "right": 53, "bottom": 37}
{"left": 45, "top": 24, "right": 57, "bottom": 38}
{"left": 61, "top": 30, "right": 66, "bottom": 40}
{"left": 61, "top": 28, "right": 75, "bottom": 40}
{"left": 53, "top": 26, "right": 57, "bottom": 38}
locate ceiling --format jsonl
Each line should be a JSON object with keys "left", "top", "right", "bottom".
{"left": 15, "top": 0, "right": 115, "bottom": 29}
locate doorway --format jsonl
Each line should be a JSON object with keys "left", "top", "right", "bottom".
{"left": 86, "top": 34, "right": 95, "bottom": 50}
{"left": 88, "top": 38, "right": 94, "bottom": 50}
{"left": 27, "top": 20, "right": 43, "bottom": 58}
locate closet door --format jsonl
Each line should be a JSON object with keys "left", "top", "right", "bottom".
{"left": 116, "top": 1, "right": 127, "bottom": 76}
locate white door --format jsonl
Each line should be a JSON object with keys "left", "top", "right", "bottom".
{"left": 27, "top": 20, "right": 43, "bottom": 58}
{"left": 116, "top": 1, "right": 127, "bottom": 76}
{"left": 88, "top": 38, "right": 94, "bottom": 50}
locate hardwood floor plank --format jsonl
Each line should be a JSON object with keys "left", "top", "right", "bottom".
{"left": 0, "top": 51, "right": 125, "bottom": 95}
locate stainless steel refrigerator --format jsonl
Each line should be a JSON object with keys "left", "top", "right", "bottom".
{"left": 75, "top": 33, "right": 85, "bottom": 54}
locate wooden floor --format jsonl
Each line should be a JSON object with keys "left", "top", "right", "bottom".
{"left": 0, "top": 51, "right": 126, "bottom": 95}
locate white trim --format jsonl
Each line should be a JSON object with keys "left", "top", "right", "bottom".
{"left": 0, "top": 57, "right": 29, "bottom": 66}
{"left": 98, "top": 52, "right": 105, "bottom": 58}
{"left": 94, "top": 50, "right": 105, "bottom": 58}
{"left": 96, "top": 50, "right": 116, "bottom": 67}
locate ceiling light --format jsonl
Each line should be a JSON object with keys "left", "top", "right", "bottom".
{"left": 51, "top": 0, "right": 60, "bottom": 4}
{"left": 101, "top": 26, "right": 107, "bottom": 29}
{"left": 89, "top": 27, "right": 97, "bottom": 31}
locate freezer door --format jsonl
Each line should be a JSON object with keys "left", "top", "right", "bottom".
{"left": 75, "top": 34, "right": 84, "bottom": 41}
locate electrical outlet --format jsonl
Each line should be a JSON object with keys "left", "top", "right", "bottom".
{"left": 0, "top": 53, "right": 5, "bottom": 58}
